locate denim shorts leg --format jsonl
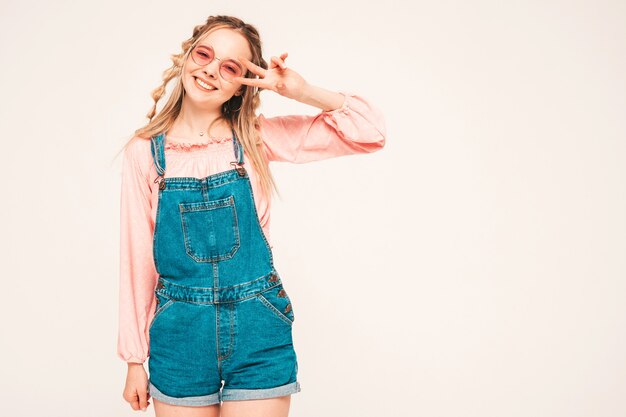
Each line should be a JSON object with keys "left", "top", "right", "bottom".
{"left": 148, "top": 293, "right": 222, "bottom": 406}
{"left": 220, "top": 283, "right": 301, "bottom": 402}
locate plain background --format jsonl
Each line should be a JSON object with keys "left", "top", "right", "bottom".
{"left": 1, "top": 0, "right": 625, "bottom": 416}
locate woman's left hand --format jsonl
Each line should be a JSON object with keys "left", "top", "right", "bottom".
{"left": 233, "top": 52, "right": 307, "bottom": 101}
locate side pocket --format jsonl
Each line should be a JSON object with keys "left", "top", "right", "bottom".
{"left": 256, "top": 284, "right": 295, "bottom": 326}
{"left": 149, "top": 292, "right": 174, "bottom": 332}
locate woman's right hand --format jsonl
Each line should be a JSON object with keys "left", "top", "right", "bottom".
{"left": 122, "top": 362, "right": 151, "bottom": 411}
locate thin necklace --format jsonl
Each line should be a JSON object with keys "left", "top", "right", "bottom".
{"left": 167, "top": 120, "right": 230, "bottom": 141}
{"left": 199, "top": 131, "right": 230, "bottom": 139}
{"left": 167, "top": 130, "right": 230, "bottom": 142}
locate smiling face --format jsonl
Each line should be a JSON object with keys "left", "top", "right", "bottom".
{"left": 181, "top": 27, "right": 253, "bottom": 109}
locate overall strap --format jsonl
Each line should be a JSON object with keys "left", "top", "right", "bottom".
{"left": 231, "top": 127, "right": 244, "bottom": 165}
{"left": 150, "top": 132, "right": 166, "bottom": 176}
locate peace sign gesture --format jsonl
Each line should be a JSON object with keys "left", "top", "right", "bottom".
{"left": 233, "top": 52, "right": 307, "bottom": 101}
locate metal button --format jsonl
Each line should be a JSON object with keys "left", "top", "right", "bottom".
{"left": 284, "top": 303, "right": 292, "bottom": 314}
{"left": 277, "top": 289, "right": 286, "bottom": 297}
{"left": 156, "top": 282, "right": 164, "bottom": 290}
{"left": 268, "top": 273, "right": 278, "bottom": 282}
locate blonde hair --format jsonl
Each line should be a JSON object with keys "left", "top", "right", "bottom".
{"left": 116, "top": 15, "right": 279, "bottom": 199}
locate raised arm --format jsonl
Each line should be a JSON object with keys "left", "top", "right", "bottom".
{"left": 117, "top": 137, "right": 158, "bottom": 364}
{"left": 258, "top": 91, "right": 386, "bottom": 164}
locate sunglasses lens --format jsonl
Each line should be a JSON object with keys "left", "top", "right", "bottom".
{"left": 220, "top": 60, "right": 243, "bottom": 81}
{"left": 192, "top": 46, "right": 213, "bottom": 66}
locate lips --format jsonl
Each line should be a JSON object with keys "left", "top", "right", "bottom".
{"left": 194, "top": 76, "right": 218, "bottom": 90}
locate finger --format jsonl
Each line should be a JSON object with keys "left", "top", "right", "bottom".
{"left": 233, "top": 76, "right": 262, "bottom": 87}
{"left": 268, "top": 56, "right": 280, "bottom": 70}
{"left": 238, "top": 55, "right": 266, "bottom": 78}
{"left": 129, "top": 392, "right": 141, "bottom": 411}
{"left": 138, "top": 385, "right": 150, "bottom": 411}
{"left": 232, "top": 76, "right": 269, "bottom": 90}
{"left": 277, "top": 53, "right": 288, "bottom": 67}
{"left": 271, "top": 56, "right": 286, "bottom": 70}
{"left": 276, "top": 58, "right": 286, "bottom": 70}
{"left": 272, "top": 56, "right": 285, "bottom": 69}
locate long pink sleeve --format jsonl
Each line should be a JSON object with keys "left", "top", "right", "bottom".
{"left": 117, "top": 138, "right": 158, "bottom": 364}
{"left": 259, "top": 91, "right": 386, "bottom": 163}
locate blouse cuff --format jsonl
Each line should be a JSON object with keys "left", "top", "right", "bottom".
{"left": 319, "top": 90, "right": 386, "bottom": 145}
{"left": 121, "top": 357, "right": 146, "bottom": 364}
{"left": 118, "top": 351, "right": 147, "bottom": 364}
{"left": 322, "top": 91, "right": 354, "bottom": 116}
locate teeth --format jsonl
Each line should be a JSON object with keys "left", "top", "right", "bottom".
{"left": 196, "top": 78, "right": 216, "bottom": 90}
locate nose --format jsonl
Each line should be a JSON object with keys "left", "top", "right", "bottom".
{"left": 203, "top": 58, "right": 220, "bottom": 79}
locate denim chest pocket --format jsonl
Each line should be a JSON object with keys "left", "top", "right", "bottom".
{"left": 256, "top": 284, "right": 295, "bottom": 326}
{"left": 179, "top": 195, "right": 241, "bottom": 263}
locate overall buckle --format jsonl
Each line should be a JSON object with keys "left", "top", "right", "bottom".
{"left": 230, "top": 161, "right": 246, "bottom": 176}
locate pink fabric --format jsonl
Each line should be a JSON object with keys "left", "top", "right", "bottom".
{"left": 117, "top": 91, "right": 386, "bottom": 363}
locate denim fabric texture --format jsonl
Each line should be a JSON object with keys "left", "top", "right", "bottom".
{"left": 147, "top": 130, "right": 301, "bottom": 406}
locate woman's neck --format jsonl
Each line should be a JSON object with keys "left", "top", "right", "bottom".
{"left": 168, "top": 101, "right": 232, "bottom": 143}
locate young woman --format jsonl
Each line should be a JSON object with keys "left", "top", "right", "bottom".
{"left": 118, "top": 15, "right": 386, "bottom": 416}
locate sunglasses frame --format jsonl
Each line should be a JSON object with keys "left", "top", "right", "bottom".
{"left": 190, "top": 44, "right": 246, "bottom": 83}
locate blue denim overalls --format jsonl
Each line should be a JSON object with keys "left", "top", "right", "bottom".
{"left": 147, "top": 129, "right": 301, "bottom": 406}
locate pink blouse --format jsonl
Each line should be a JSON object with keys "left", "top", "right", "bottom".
{"left": 117, "top": 91, "right": 386, "bottom": 364}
